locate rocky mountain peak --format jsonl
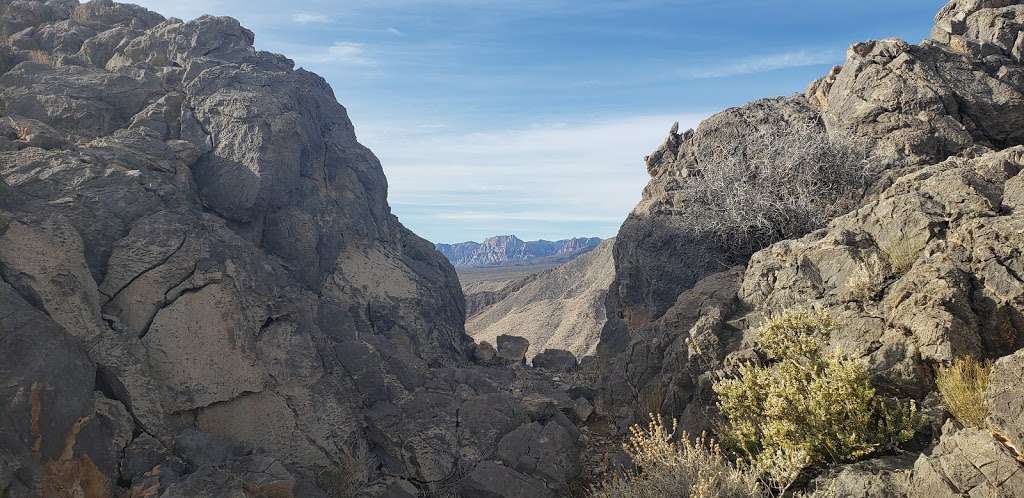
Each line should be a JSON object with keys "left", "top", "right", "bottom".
{"left": 437, "top": 235, "right": 602, "bottom": 268}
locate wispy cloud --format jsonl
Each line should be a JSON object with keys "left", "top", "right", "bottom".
{"left": 358, "top": 113, "right": 707, "bottom": 242}
{"left": 291, "top": 12, "right": 329, "bottom": 23}
{"left": 681, "top": 48, "right": 840, "bottom": 79}
{"left": 387, "top": 27, "right": 406, "bottom": 36}
{"left": 293, "top": 42, "right": 373, "bottom": 65}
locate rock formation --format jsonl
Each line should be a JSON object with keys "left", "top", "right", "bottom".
{"left": 437, "top": 234, "right": 601, "bottom": 268}
{"left": 4, "top": 0, "right": 1024, "bottom": 496}
{"left": 0, "top": 2, "right": 585, "bottom": 496}
{"left": 593, "top": 1, "right": 1024, "bottom": 495}
{"left": 467, "top": 238, "right": 613, "bottom": 361}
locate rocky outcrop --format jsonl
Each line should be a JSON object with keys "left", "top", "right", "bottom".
{"left": 463, "top": 273, "right": 539, "bottom": 317}
{"left": 468, "top": 238, "right": 614, "bottom": 360}
{"left": 590, "top": 3, "right": 1024, "bottom": 495}
{"left": 0, "top": 2, "right": 583, "bottom": 496}
{"left": 598, "top": 0, "right": 1024, "bottom": 425}
{"left": 437, "top": 234, "right": 602, "bottom": 268}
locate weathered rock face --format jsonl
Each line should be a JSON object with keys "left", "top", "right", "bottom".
{"left": 607, "top": 96, "right": 826, "bottom": 333}
{"left": 598, "top": 0, "right": 1024, "bottom": 433}
{"left": 740, "top": 148, "right": 1024, "bottom": 390}
{"left": 0, "top": 2, "right": 582, "bottom": 497}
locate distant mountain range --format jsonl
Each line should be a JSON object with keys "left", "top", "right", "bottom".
{"left": 436, "top": 235, "right": 602, "bottom": 268}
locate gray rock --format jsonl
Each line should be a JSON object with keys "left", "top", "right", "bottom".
{"left": 910, "top": 421, "right": 1024, "bottom": 497}
{"left": 496, "top": 414, "right": 581, "bottom": 490}
{"left": 808, "top": 454, "right": 915, "bottom": 497}
{"left": 532, "top": 349, "right": 578, "bottom": 371}
{"left": 570, "top": 397, "right": 594, "bottom": 423}
{"left": 497, "top": 334, "right": 530, "bottom": 364}
{"left": 474, "top": 340, "right": 498, "bottom": 363}
{"left": 457, "top": 461, "right": 554, "bottom": 498}
{"left": 988, "top": 349, "right": 1024, "bottom": 454}
{"left": 0, "top": 2, "right": 551, "bottom": 496}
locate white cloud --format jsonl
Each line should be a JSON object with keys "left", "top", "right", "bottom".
{"left": 387, "top": 27, "right": 406, "bottom": 36}
{"left": 293, "top": 42, "right": 373, "bottom": 65}
{"left": 291, "top": 12, "right": 329, "bottom": 23}
{"left": 681, "top": 49, "right": 840, "bottom": 79}
{"left": 357, "top": 113, "right": 708, "bottom": 242}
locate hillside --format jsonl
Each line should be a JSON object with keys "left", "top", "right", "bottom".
{"left": 466, "top": 238, "right": 614, "bottom": 360}
{"left": 591, "top": 1, "right": 1024, "bottom": 495}
{"left": 437, "top": 234, "right": 601, "bottom": 268}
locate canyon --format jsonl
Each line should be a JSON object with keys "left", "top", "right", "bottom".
{"left": 1, "top": 0, "right": 1024, "bottom": 497}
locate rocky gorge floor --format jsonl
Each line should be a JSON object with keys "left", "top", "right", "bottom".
{"left": 0, "top": 0, "right": 1023, "bottom": 497}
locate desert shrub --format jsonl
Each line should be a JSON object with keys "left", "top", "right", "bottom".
{"left": 935, "top": 357, "right": 991, "bottom": 428}
{"left": 684, "top": 124, "right": 875, "bottom": 257}
{"left": 846, "top": 256, "right": 885, "bottom": 302}
{"left": 590, "top": 415, "right": 763, "bottom": 498}
{"left": 318, "top": 440, "right": 372, "bottom": 498}
{"left": 882, "top": 239, "right": 922, "bottom": 275}
{"left": 27, "top": 50, "right": 52, "bottom": 66}
{"left": 714, "top": 309, "right": 921, "bottom": 479}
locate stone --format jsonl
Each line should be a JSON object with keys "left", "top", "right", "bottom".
{"left": 808, "top": 454, "right": 915, "bottom": 497}
{"left": 987, "top": 349, "right": 1024, "bottom": 454}
{"left": 496, "top": 335, "right": 530, "bottom": 364}
{"left": 0, "top": 1, "right": 530, "bottom": 495}
{"left": 570, "top": 398, "right": 594, "bottom": 423}
{"left": 457, "top": 461, "right": 554, "bottom": 498}
{"left": 474, "top": 341, "right": 498, "bottom": 363}
{"left": 496, "top": 414, "right": 581, "bottom": 490}
{"left": 532, "top": 349, "right": 578, "bottom": 371}
{"left": 910, "top": 422, "right": 1024, "bottom": 497}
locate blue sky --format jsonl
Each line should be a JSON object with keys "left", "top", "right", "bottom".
{"left": 132, "top": 0, "right": 942, "bottom": 244}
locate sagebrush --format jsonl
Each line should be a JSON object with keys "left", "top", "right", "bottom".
{"left": 682, "top": 124, "right": 875, "bottom": 257}
{"left": 714, "top": 309, "right": 921, "bottom": 480}
{"left": 590, "top": 414, "right": 763, "bottom": 498}
{"left": 936, "top": 357, "right": 991, "bottom": 428}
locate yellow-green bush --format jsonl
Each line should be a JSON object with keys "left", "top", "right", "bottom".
{"left": 590, "top": 415, "right": 763, "bottom": 498}
{"left": 935, "top": 357, "right": 991, "bottom": 428}
{"left": 714, "top": 309, "right": 920, "bottom": 476}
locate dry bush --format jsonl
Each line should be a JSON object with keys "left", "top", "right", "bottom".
{"left": 590, "top": 415, "right": 763, "bottom": 498}
{"left": 936, "top": 357, "right": 991, "bottom": 428}
{"left": 846, "top": 256, "right": 885, "bottom": 302}
{"left": 714, "top": 309, "right": 921, "bottom": 483}
{"left": 683, "top": 125, "right": 875, "bottom": 257}
{"left": 318, "top": 440, "right": 373, "bottom": 498}
{"left": 27, "top": 50, "right": 52, "bottom": 66}
{"left": 882, "top": 239, "right": 922, "bottom": 275}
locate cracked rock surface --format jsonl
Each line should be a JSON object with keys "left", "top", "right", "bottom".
{"left": 0, "top": 1, "right": 583, "bottom": 496}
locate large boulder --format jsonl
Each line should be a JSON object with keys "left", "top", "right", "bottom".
{"left": 532, "top": 349, "right": 579, "bottom": 371}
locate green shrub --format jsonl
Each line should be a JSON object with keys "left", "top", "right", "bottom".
{"left": 590, "top": 415, "right": 763, "bottom": 498}
{"left": 936, "top": 357, "right": 991, "bottom": 428}
{"left": 714, "top": 309, "right": 921, "bottom": 478}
